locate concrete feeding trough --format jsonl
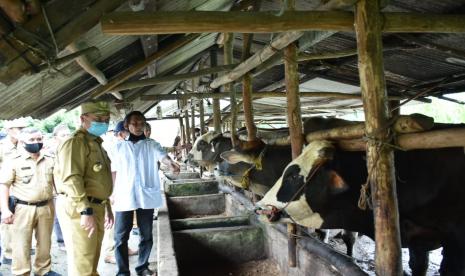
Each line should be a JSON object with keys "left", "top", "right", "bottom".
{"left": 158, "top": 173, "right": 366, "bottom": 276}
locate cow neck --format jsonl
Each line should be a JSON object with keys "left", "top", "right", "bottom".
{"left": 240, "top": 145, "right": 268, "bottom": 189}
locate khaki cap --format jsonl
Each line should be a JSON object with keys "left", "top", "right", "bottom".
{"left": 4, "top": 117, "right": 28, "bottom": 129}
{"left": 80, "top": 101, "right": 111, "bottom": 115}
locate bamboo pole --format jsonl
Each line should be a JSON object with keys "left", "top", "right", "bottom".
{"left": 184, "top": 108, "right": 191, "bottom": 144}
{"left": 140, "top": 91, "right": 406, "bottom": 101}
{"left": 355, "top": 1, "right": 402, "bottom": 275}
{"left": 90, "top": 33, "right": 200, "bottom": 99}
{"left": 242, "top": 33, "right": 256, "bottom": 141}
{"left": 102, "top": 11, "right": 465, "bottom": 35}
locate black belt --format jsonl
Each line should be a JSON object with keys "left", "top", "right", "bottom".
{"left": 58, "top": 193, "right": 107, "bottom": 205}
{"left": 15, "top": 199, "right": 49, "bottom": 207}
{"left": 87, "top": 196, "right": 106, "bottom": 204}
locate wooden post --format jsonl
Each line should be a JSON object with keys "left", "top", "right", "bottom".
{"left": 210, "top": 48, "right": 222, "bottom": 133}
{"left": 178, "top": 117, "right": 186, "bottom": 145}
{"left": 199, "top": 100, "right": 206, "bottom": 134}
{"left": 284, "top": 3, "right": 303, "bottom": 266}
{"left": 355, "top": 1, "right": 402, "bottom": 275}
{"left": 242, "top": 32, "right": 257, "bottom": 141}
{"left": 224, "top": 33, "right": 237, "bottom": 144}
{"left": 191, "top": 102, "right": 196, "bottom": 142}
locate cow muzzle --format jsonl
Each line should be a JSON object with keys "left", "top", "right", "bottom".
{"left": 254, "top": 205, "right": 282, "bottom": 222}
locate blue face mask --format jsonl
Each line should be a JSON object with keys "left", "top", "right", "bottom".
{"left": 87, "top": 121, "right": 109, "bottom": 137}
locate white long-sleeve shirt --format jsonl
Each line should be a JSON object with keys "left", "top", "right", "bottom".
{"left": 111, "top": 139, "right": 167, "bottom": 212}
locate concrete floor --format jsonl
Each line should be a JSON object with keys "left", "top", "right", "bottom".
{"left": 0, "top": 221, "right": 158, "bottom": 276}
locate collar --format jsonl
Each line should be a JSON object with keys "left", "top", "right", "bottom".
{"left": 77, "top": 128, "right": 103, "bottom": 143}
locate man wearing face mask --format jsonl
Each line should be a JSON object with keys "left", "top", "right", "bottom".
{"left": 54, "top": 101, "right": 114, "bottom": 276}
{"left": 0, "top": 118, "right": 28, "bottom": 265}
{"left": 0, "top": 127, "right": 58, "bottom": 276}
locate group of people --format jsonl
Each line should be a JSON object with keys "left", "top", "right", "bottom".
{"left": 0, "top": 101, "right": 182, "bottom": 276}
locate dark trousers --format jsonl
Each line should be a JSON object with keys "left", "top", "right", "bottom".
{"left": 115, "top": 208, "right": 154, "bottom": 276}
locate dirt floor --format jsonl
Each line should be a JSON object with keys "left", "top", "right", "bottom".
{"left": 0, "top": 222, "right": 158, "bottom": 276}
{"left": 180, "top": 259, "right": 282, "bottom": 276}
{"left": 326, "top": 232, "right": 442, "bottom": 276}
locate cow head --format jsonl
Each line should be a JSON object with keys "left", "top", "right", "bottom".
{"left": 187, "top": 131, "right": 232, "bottom": 168}
{"left": 220, "top": 138, "right": 266, "bottom": 165}
{"left": 255, "top": 140, "right": 348, "bottom": 228}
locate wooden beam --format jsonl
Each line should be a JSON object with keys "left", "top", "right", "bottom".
{"left": 355, "top": 1, "right": 402, "bottom": 275}
{"left": 29, "top": 46, "right": 99, "bottom": 74}
{"left": 102, "top": 11, "right": 465, "bottom": 35}
{"left": 90, "top": 33, "right": 200, "bottom": 99}
{"left": 140, "top": 91, "right": 406, "bottom": 101}
{"left": 210, "top": 31, "right": 304, "bottom": 89}
{"left": 322, "top": 128, "right": 465, "bottom": 151}
{"left": 112, "top": 64, "right": 237, "bottom": 92}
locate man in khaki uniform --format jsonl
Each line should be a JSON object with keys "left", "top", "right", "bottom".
{"left": 54, "top": 101, "right": 114, "bottom": 276}
{"left": 0, "top": 127, "right": 56, "bottom": 276}
{"left": 0, "top": 118, "right": 28, "bottom": 264}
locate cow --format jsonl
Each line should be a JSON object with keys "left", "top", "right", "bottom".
{"left": 188, "top": 131, "right": 357, "bottom": 256}
{"left": 255, "top": 140, "right": 465, "bottom": 276}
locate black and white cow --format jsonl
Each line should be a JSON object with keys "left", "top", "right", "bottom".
{"left": 188, "top": 133, "right": 357, "bottom": 256}
{"left": 256, "top": 140, "right": 465, "bottom": 276}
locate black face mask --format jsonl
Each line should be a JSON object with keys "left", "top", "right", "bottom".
{"left": 24, "top": 143, "right": 43, "bottom": 153}
{"left": 128, "top": 133, "right": 146, "bottom": 143}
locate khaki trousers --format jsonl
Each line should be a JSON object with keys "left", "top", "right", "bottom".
{"left": 103, "top": 207, "right": 115, "bottom": 256}
{"left": 56, "top": 196, "right": 105, "bottom": 276}
{"left": 1, "top": 223, "right": 13, "bottom": 259}
{"left": 12, "top": 201, "right": 54, "bottom": 276}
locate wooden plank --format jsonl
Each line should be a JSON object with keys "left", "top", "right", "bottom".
{"left": 140, "top": 91, "right": 406, "bottom": 101}
{"left": 101, "top": 11, "right": 465, "bottom": 35}
{"left": 355, "top": 1, "right": 402, "bottom": 275}
{"left": 210, "top": 31, "right": 304, "bottom": 89}
{"left": 112, "top": 64, "right": 236, "bottom": 92}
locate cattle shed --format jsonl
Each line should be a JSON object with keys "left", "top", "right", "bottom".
{"left": 1, "top": 0, "right": 465, "bottom": 275}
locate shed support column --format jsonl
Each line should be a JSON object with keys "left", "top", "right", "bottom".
{"left": 211, "top": 49, "right": 222, "bottom": 133}
{"left": 184, "top": 100, "right": 191, "bottom": 144}
{"left": 199, "top": 100, "right": 205, "bottom": 133}
{"left": 191, "top": 102, "right": 196, "bottom": 142}
{"left": 242, "top": 32, "right": 256, "bottom": 141}
{"left": 224, "top": 33, "right": 237, "bottom": 144}
{"left": 284, "top": 41, "right": 303, "bottom": 268}
{"left": 355, "top": 1, "right": 402, "bottom": 275}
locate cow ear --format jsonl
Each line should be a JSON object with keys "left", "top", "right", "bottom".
{"left": 220, "top": 151, "right": 251, "bottom": 164}
{"left": 327, "top": 170, "right": 348, "bottom": 194}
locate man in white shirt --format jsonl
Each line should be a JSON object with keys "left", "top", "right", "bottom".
{"left": 111, "top": 111, "right": 180, "bottom": 276}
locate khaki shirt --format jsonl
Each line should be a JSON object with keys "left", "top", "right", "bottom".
{"left": 0, "top": 153, "right": 54, "bottom": 202}
{"left": 53, "top": 128, "right": 112, "bottom": 212}
{"left": 0, "top": 137, "right": 20, "bottom": 169}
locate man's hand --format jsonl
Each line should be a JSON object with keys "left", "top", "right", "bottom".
{"left": 104, "top": 210, "right": 114, "bottom": 230}
{"left": 80, "top": 214, "right": 96, "bottom": 238}
{"left": 1, "top": 209, "right": 14, "bottom": 224}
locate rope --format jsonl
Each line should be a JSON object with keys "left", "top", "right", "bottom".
{"left": 41, "top": 4, "right": 59, "bottom": 56}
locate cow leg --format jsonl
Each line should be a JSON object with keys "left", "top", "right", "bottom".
{"left": 341, "top": 230, "right": 357, "bottom": 257}
{"left": 408, "top": 246, "right": 429, "bottom": 276}
{"left": 439, "top": 237, "right": 465, "bottom": 276}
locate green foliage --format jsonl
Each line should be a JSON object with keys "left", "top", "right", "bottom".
{"left": 402, "top": 96, "right": 465, "bottom": 124}
{"left": 34, "top": 109, "right": 80, "bottom": 134}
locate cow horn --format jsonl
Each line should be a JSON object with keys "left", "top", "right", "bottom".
{"left": 318, "top": 144, "right": 335, "bottom": 160}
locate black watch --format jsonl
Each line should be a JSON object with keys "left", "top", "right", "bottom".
{"left": 80, "top": 208, "right": 94, "bottom": 215}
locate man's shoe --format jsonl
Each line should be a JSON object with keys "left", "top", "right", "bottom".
{"left": 132, "top": 228, "right": 140, "bottom": 236}
{"left": 137, "top": 268, "right": 156, "bottom": 276}
{"left": 1, "top": 257, "right": 11, "bottom": 265}
{"left": 128, "top": 248, "right": 139, "bottom": 256}
{"left": 104, "top": 255, "right": 116, "bottom": 264}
